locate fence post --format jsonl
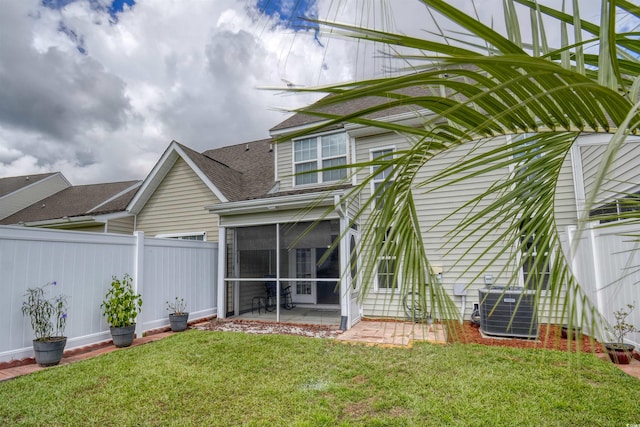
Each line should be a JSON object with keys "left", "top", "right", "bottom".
{"left": 134, "top": 231, "right": 145, "bottom": 338}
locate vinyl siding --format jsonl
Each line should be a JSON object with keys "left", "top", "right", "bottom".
{"left": 61, "top": 224, "right": 106, "bottom": 233}
{"left": 276, "top": 140, "right": 294, "bottom": 190}
{"left": 353, "top": 135, "right": 561, "bottom": 322}
{"left": 581, "top": 142, "right": 640, "bottom": 203}
{"left": 554, "top": 154, "right": 578, "bottom": 230}
{"left": 136, "top": 158, "right": 221, "bottom": 241}
{"left": 106, "top": 216, "right": 135, "bottom": 234}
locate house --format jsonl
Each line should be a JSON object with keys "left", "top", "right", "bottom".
{"left": 0, "top": 172, "right": 70, "bottom": 220}
{"left": 201, "top": 91, "right": 640, "bottom": 331}
{"left": 5, "top": 90, "right": 638, "bottom": 333}
{"left": 0, "top": 180, "right": 141, "bottom": 233}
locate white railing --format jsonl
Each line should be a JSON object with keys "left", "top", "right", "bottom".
{"left": 0, "top": 226, "right": 217, "bottom": 363}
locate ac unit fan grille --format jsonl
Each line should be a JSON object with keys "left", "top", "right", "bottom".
{"left": 478, "top": 287, "right": 538, "bottom": 339}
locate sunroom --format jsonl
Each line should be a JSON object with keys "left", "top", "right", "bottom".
{"left": 209, "top": 190, "right": 362, "bottom": 330}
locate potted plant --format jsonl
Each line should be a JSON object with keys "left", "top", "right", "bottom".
{"left": 101, "top": 274, "right": 142, "bottom": 348}
{"left": 166, "top": 297, "right": 189, "bottom": 332}
{"left": 604, "top": 304, "right": 636, "bottom": 364}
{"left": 21, "top": 281, "right": 69, "bottom": 367}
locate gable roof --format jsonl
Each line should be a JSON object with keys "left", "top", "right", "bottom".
{"left": 0, "top": 180, "right": 140, "bottom": 225}
{"left": 128, "top": 138, "right": 275, "bottom": 214}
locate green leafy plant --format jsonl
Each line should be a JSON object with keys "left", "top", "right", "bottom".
{"left": 21, "top": 281, "right": 68, "bottom": 341}
{"left": 609, "top": 304, "right": 636, "bottom": 345}
{"left": 100, "top": 274, "right": 142, "bottom": 328}
{"left": 166, "top": 297, "right": 187, "bottom": 315}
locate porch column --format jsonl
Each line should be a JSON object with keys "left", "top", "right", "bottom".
{"left": 339, "top": 213, "right": 349, "bottom": 330}
{"left": 276, "top": 223, "right": 281, "bottom": 322}
{"left": 217, "top": 226, "right": 226, "bottom": 319}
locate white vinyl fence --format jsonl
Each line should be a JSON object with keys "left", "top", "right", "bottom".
{"left": 565, "top": 222, "right": 640, "bottom": 347}
{"left": 1, "top": 226, "right": 217, "bottom": 363}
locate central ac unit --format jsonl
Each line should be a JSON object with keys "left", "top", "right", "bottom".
{"left": 478, "top": 286, "right": 538, "bottom": 339}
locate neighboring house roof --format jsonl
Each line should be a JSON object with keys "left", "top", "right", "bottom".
{"left": 0, "top": 180, "right": 141, "bottom": 225}
{"left": 0, "top": 173, "right": 59, "bottom": 197}
{"left": 0, "top": 172, "right": 72, "bottom": 220}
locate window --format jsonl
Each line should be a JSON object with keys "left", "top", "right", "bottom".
{"left": 520, "top": 226, "right": 549, "bottom": 290}
{"left": 376, "top": 227, "right": 397, "bottom": 292}
{"left": 589, "top": 191, "right": 640, "bottom": 223}
{"left": 293, "top": 132, "right": 347, "bottom": 186}
{"left": 157, "top": 232, "right": 206, "bottom": 241}
{"left": 371, "top": 148, "right": 394, "bottom": 210}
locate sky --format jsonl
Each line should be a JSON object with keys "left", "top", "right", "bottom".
{"left": 0, "top": 0, "right": 608, "bottom": 184}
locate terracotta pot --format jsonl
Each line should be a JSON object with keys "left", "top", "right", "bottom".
{"left": 561, "top": 325, "right": 581, "bottom": 340}
{"left": 604, "top": 343, "right": 635, "bottom": 364}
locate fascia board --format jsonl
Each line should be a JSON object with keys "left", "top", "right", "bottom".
{"left": 126, "top": 142, "right": 180, "bottom": 213}
{"left": 21, "top": 215, "right": 97, "bottom": 227}
{"left": 269, "top": 119, "right": 336, "bottom": 137}
{"left": 206, "top": 190, "right": 344, "bottom": 216}
{"left": 173, "top": 145, "right": 229, "bottom": 203}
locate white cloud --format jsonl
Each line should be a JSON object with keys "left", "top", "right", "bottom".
{"left": 0, "top": 0, "right": 606, "bottom": 184}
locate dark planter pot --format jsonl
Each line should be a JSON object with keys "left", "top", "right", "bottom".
{"left": 604, "top": 343, "right": 635, "bottom": 364}
{"left": 110, "top": 324, "right": 136, "bottom": 348}
{"left": 561, "top": 325, "right": 581, "bottom": 340}
{"left": 33, "top": 337, "right": 67, "bottom": 367}
{"left": 169, "top": 313, "right": 189, "bottom": 332}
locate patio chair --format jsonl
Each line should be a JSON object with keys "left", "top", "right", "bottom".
{"left": 265, "top": 279, "right": 295, "bottom": 311}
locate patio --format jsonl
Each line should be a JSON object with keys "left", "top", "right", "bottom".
{"left": 237, "top": 305, "right": 341, "bottom": 326}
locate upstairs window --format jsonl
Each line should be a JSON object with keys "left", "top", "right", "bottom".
{"left": 294, "top": 132, "right": 347, "bottom": 186}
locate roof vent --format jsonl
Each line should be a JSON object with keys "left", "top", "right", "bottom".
{"left": 245, "top": 144, "right": 250, "bottom": 151}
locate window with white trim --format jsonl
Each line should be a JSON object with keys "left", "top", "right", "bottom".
{"left": 157, "top": 232, "right": 206, "bottom": 241}
{"left": 520, "top": 227, "right": 550, "bottom": 290}
{"left": 293, "top": 132, "right": 347, "bottom": 186}
{"left": 589, "top": 190, "right": 640, "bottom": 223}
{"left": 375, "top": 227, "right": 397, "bottom": 292}
{"left": 371, "top": 148, "right": 394, "bottom": 210}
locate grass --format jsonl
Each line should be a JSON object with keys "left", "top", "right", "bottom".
{"left": 0, "top": 330, "right": 639, "bottom": 426}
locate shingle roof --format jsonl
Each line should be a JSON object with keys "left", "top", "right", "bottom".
{"left": 0, "top": 180, "right": 140, "bottom": 225}
{"left": 270, "top": 86, "right": 438, "bottom": 132}
{"left": 0, "top": 173, "right": 58, "bottom": 197}
{"left": 201, "top": 138, "right": 276, "bottom": 201}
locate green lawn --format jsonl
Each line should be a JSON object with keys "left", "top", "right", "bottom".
{"left": 1, "top": 330, "right": 638, "bottom": 426}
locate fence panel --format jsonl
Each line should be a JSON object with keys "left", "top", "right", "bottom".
{"left": 567, "top": 223, "right": 640, "bottom": 347}
{"left": 140, "top": 237, "right": 217, "bottom": 331}
{"left": 0, "top": 226, "right": 217, "bottom": 363}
